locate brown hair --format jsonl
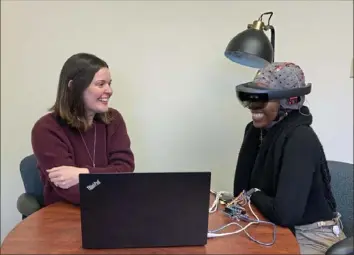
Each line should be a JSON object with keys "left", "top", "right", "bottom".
{"left": 50, "top": 53, "right": 114, "bottom": 131}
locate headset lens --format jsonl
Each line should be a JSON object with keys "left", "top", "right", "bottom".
{"left": 236, "top": 91, "right": 269, "bottom": 109}
{"left": 241, "top": 101, "right": 268, "bottom": 109}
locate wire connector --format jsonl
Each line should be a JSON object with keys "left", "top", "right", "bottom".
{"left": 209, "top": 190, "right": 233, "bottom": 214}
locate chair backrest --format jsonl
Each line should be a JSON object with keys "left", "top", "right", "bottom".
{"left": 327, "top": 160, "right": 353, "bottom": 237}
{"left": 19, "top": 154, "right": 44, "bottom": 206}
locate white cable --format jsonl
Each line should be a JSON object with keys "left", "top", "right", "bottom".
{"left": 248, "top": 199, "right": 259, "bottom": 221}
{"left": 208, "top": 199, "right": 257, "bottom": 238}
{"left": 209, "top": 190, "right": 231, "bottom": 214}
{"left": 207, "top": 221, "right": 256, "bottom": 238}
{"left": 207, "top": 191, "right": 277, "bottom": 246}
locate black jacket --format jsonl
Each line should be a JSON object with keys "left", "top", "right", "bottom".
{"left": 233, "top": 106, "right": 336, "bottom": 228}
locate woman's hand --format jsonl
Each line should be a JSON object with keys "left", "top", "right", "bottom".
{"left": 47, "top": 166, "right": 89, "bottom": 189}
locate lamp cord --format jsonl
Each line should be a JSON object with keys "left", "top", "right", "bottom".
{"left": 270, "top": 25, "right": 275, "bottom": 61}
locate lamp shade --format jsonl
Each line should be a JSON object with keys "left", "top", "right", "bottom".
{"left": 225, "top": 28, "right": 274, "bottom": 69}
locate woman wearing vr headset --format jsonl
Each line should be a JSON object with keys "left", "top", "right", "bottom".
{"left": 233, "top": 62, "right": 346, "bottom": 254}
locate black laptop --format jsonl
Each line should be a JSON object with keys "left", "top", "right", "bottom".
{"left": 79, "top": 171, "right": 211, "bottom": 249}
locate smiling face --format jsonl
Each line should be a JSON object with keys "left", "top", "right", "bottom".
{"left": 250, "top": 101, "right": 280, "bottom": 128}
{"left": 247, "top": 79, "right": 281, "bottom": 128}
{"left": 238, "top": 62, "right": 308, "bottom": 129}
{"left": 83, "top": 67, "right": 113, "bottom": 118}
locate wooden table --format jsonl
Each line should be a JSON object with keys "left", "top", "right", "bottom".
{"left": 1, "top": 195, "right": 299, "bottom": 254}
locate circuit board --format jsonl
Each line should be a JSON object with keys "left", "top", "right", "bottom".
{"left": 224, "top": 204, "right": 246, "bottom": 218}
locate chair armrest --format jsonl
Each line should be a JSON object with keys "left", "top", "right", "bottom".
{"left": 326, "top": 236, "right": 354, "bottom": 255}
{"left": 17, "top": 193, "right": 42, "bottom": 217}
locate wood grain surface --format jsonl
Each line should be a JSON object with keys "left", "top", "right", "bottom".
{"left": 1, "top": 194, "right": 299, "bottom": 254}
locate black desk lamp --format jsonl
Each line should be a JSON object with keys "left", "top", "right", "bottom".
{"left": 225, "top": 12, "right": 275, "bottom": 69}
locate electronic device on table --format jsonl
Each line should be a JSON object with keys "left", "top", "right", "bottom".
{"left": 208, "top": 190, "right": 277, "bottom": 246}
{"left": 79, "top": 172, "right": 211, "bottom": 249}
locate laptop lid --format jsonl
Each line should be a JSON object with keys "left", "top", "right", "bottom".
{"left": 79, "top": 172, "right": 211, "bottom": 249}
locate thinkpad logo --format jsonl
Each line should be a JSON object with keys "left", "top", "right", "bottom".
{"left": 86, "top": 179, "right": 101, "bottom": 191}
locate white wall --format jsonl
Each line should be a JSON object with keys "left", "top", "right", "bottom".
{"left": 1, "top": 0, "right": 352, "bottom": 243}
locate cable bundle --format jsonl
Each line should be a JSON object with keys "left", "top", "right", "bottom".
{"left": 208, "top": 190, "right": 277, "bottom": 246}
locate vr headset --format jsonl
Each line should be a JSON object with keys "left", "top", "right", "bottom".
{"left": 236, "top": 82, "right": 312, "bottom": 109}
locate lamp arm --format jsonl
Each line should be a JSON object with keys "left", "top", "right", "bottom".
{"left": 259, "top": 11, "right": 273, "bottom": 25}
{"left": 260, "top": 11, "right": 275, "bottom": 62}
{"left": 268, "top": 25, "right": 275, "bottom": 62}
